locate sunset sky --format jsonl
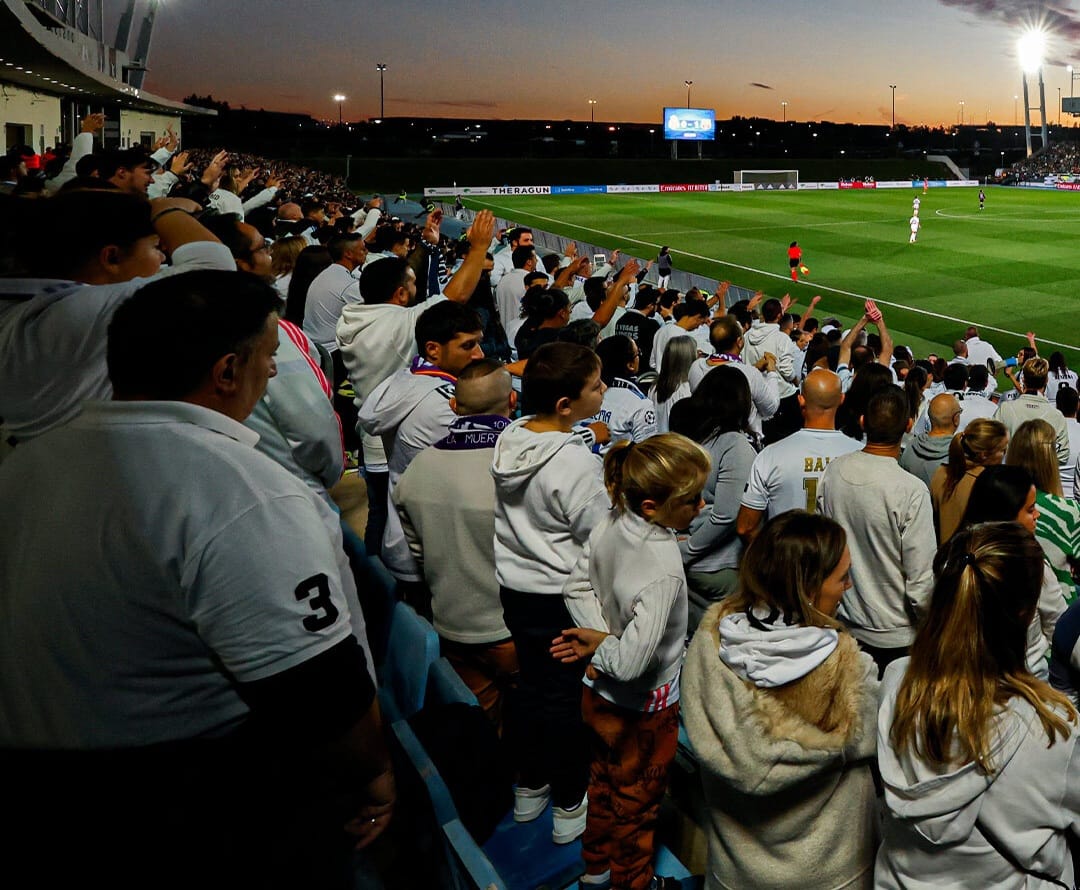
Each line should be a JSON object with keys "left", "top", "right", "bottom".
{"left": 137, "top": 0, "right": 1080, "bottom": 128}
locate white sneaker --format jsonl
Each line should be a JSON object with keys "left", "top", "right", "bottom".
{"left": 552, "top": 793, "right": 588, "bottom": 844}
{"left": 513, "top": 784, "right": 550, "bottom": 822}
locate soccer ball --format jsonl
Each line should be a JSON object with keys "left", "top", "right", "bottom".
{"left": 799, "top": 265, "right": 810, "bottom": 275}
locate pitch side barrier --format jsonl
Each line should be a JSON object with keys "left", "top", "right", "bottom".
{"left": 425, "top": 180, "right": 977, "bottom": 197}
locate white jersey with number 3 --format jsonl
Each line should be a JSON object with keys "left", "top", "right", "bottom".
{"left": 741, "top": 428, "right": 863, "bottom": 518}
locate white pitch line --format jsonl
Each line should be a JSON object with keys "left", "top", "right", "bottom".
{"left": 478, "top": 199, "right": 1080, "bottom": 352}
{"left": 635, "top": 218, "right": 878, "bottom": 237}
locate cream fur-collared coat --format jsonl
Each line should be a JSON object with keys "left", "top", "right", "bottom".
{"left": 682, "top": 601, "right": 881, "bottom": 890}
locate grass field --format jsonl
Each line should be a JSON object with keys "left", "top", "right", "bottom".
{"left": 464, "top": 186, "right": 1080, "bottom": 364}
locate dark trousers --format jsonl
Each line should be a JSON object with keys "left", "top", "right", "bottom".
{"left": 857, "top": 639, "right": 909, "bottom": 679}
{"left": 331, "top": 349, "right": 361, "bottom": 454}
{"left": 762, "top": 391, "right": 802, "bottom": 445}
{"left": 500, "top": 586, "right": 589, "bottom": 809}
{"left": 363, "top": 470, "right": 389, "bottom": 559}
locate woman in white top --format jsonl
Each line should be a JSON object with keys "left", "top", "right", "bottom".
{"left": 650, "top": 336, "right": 698, "bottom": 434}
{"left": 270, "top": 235, "right": 307, "bottom": 301}
{"left": 1046, "top": 351, "right": 1078, "bottom": 402}
{"left": 876, "top": 521, "right": 1080, "bottom": 889}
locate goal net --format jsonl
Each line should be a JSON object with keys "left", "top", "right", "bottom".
{"left": 734, "top": 170, "right": 799, "bottom": 190}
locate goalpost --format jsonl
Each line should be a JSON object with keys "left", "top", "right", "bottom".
{"left": 734, "top": 170, "right": 800, "bottom": 190}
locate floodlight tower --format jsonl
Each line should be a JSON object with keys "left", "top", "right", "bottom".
{"left": 1018, "top": 29, "right": 1049, "bottom": 156}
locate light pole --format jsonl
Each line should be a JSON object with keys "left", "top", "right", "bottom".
{"left": 959, "top": 99, "right": 965, "bottom": 126}
{"left": 333, "top": 93, "right": 345, "bottom": 126}
{"left": 889, "top": 84, "right": 897, "bottom": 128}
{"left": 376, "top": 63, "right": 387, "bottom": 119}
{"left": 1014, "top": 94, "right": 1019, "bottom": 126}
{"left": 684, "top": 80, "right": 693, "bottom": 108}
{"left": 781, "top": 100, "right": 787, "bottom": 122}
{"left": 1059, "top": 86, "right": 1063, "bottom": 125}
{"left": 588, "top": 98, "right": 597, "bottom": 123}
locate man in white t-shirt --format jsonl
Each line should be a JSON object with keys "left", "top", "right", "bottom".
{"left": 0, "top": 270, "right": 392, "bottom": 885}
{"left": 737, "top": 368, "right": 861, "bottom": 541}
{"left": 303, "top": 232, "right": 367, "bottom": 355}
{"left": 909, "top": 214, "right": 921, "bottom": 243}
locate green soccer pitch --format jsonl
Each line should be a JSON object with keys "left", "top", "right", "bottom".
{"left": 464, "top": 186, "right": 1080, "bottom": 364}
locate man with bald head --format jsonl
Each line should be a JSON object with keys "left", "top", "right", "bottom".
{"left": 736, "top": 368, "right": 862, "bottom": 542}
{"left": 392, "top": 358, "right": 519, "bottom": 731}
{"left": 900, "top": 393, "right": 960, "bottom": 488}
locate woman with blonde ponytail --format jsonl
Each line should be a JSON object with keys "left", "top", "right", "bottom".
{"left": 877, "top": 520, "right": 1080, "bottom": 888}
{"left": 551, "top": 433, "right": 710, "bottom": 890}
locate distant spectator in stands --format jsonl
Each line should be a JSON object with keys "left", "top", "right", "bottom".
{"left": 995, "top": 356, "right": 1071, "bottom": 467}
{"left": 503, "top": 267, "right": 546, "bottom": 345}
{"left": 690, "top": 315, "right": 780, "bottom": 440}
{"left": 558, "top": 319, "right": 602, "bottom": 351}
{"left": 337, "top": 210, "right": 496, "bottom": 557}
{"left": 652, "top": 299, "right": 709, "bottom": 374}
{"left": 613, "top": 288, "right": 662, "bottom": 370}
{"left": 1047, "top": 351, "right": 1078, "bottom": 402}
{"left": 651, "top": 336, "right": 697, "bottom": 434}
{"left": 737, "top": 368, "right": 861, "bottom": 542}
{"left": 463, "top": 249, "right": 512, "bottom": 363}
{"left": 963, "top": 324, "right": 1003, "bottom": 385}
{"left": 913, "top": 363, "right": 996, "bottom": 435}
{"left": 670, "top": 365, "right": 757, "bottom": 608}
{"left": 589, "top": 335, "right": 657, "bottom": 451}
{"left": 516, "top": 287, "right": 571, "bottom": 361}
{"left": 929, "top": 418, "right": 1009, "bottom": 545}
{"left": 0, "top": 190, "right": 233, "bottom": 445}
{"left": 949, "top": 338, "right": 969, "bottom": 365}
{"left": 900, "top": 393, "right": 960, "bottom": 488}
{"left": 394, "top": 359, "right": 518, "bottom": 730}
{"left": 1058, "top": 386, "right": 1080, "bottom": 498}
{"left": 819, "top": 385, "right": 936, "bottom": 675}
{"left": 270, "top": 235, "right": 307, "bottom": 300}
{"left": 491, "top": 226, "right": 534, "bottom": 286}
{"left": 359, "top": 302, "right": 484, "bottom": 607}
{"left": 284, "top": 245, "right": 331, "bottom": 327}
{"left": 0, "top": 269, "right": 391, "bottom": 886}
{"left": 837, "top": 363, "right": 894, "bottom": 442}
{"left": 1007, "top": 419, "right": 1080, "bottom": 605}
{"left": 656, "top": 289, "right": 681, "bottom": 325}
{"left": 97, "top": 148, "right": 155, "bottom": 196}
{"left": 303, "top": 232, "right": 366, "bottom": 358}
{"left": 683, "top": 511, "right": 880, "bottom": 890}
{"left": 655, "top": 246, "right": 673, "bottom": 288}
{"left": 199, "top": 215, "right": 343, "bottom": 502}
{"left": 967, "top": 363, "right": 995, "bottom": 400}
{"left": 743, "top": 298, "right": 800, "bottom": 444}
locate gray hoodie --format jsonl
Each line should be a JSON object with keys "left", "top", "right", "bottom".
{"left": 491, "top": 416, "right": 609, "bottom": 595}
{"left": 876, "top": 657, "right": 1080, "bottom": 889}
{"left": 898, "top": 431, "right": 953, "bottom": 489}
{"left": 743, "top": 321, "right": 797, "bottom": 398}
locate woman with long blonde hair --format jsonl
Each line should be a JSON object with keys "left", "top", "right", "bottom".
{"left": 269, "top": 235, "right": 307, "bottom": 300}
{"left": 682, "top": 511, "right": 880, "bottom": 890}
{"left": 929, "top": 417, "right": 1008, "bottom": 544}
{"left": 1008, "top": 418, "right": 1080, "bottom": 605}
{"left": 876, "top": 521, "right": 1080, "bottom": 888}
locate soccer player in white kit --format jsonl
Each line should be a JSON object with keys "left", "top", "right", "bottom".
{"left": 909, "top": 214, "right": 921, "bottom": 243}
{"left": 912, "top": 195, "right": 921, "bottom": 214}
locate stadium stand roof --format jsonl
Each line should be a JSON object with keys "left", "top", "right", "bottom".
{"left": 0, "top": 0, "right": 212, "bottom": 116}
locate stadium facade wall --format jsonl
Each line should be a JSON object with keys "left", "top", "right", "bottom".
{"left": 118, "top": 110, "right": 181, "bottom": 150}
{"left": 0, "top": 84, "right": 61, "bottom": 154}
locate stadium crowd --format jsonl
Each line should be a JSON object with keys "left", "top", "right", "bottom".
{"left": 5, "top": 118, "right": 1080, "bottom": 890}
{"left": 1008, "top": 140, "right": 1080, "bottom": 181}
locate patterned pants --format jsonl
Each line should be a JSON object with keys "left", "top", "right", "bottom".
{"left": 581, "top": 687, "right": 680, "bottom": 890}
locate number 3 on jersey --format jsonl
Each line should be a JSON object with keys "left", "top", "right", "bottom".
{"left": 294, "top": 573, "right": 340, "bottom": 632}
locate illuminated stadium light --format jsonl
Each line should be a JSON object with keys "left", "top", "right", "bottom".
{"left": 1018, "top": 28, "right": 1047, "bottom": 74}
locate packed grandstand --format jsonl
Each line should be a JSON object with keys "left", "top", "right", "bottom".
{"left": 10, "top": 49, "right": 1080, "bottom": 889}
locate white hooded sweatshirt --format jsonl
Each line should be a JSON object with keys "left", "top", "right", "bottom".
{"left": 876, "top": 657, "right": 1080, "bottom": 889}
{"left": 743, "top": 321, "right": 798, "bottom": 399}
{"left": 491, "top": 416, "right": 609, "bottom": 595}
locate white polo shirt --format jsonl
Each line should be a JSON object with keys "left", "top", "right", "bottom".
{"left": 0, "top": 400, "right": 366, "bottom": 748}
{"left": 303, "top": 262, "right": 363, "bottom": 353}
{"left": 0, "top": 241, "right": 235, "bottom": 444}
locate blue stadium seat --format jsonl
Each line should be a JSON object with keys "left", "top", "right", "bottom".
{"left": 338, "top": 521, "right": 396, "bottom": 667}
{"left": 379, "top": 601, "right": 439, "bottom": 721}
{"left": 428, "top": 656, "right": 480, "bottom": 708}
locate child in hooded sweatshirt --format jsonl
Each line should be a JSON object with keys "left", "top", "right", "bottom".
{"left": 491, "top": 341, "right": 611, "bottom": 844}
{"left": 552, "top": 433, "right": 711, "bottom": 890}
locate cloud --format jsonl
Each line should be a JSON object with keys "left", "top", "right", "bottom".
{"left": 749, "top": 82, "right": 774, "bottom": 90}
{"left": 937, "top": 0, "right": 1080, "bottom": 43}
